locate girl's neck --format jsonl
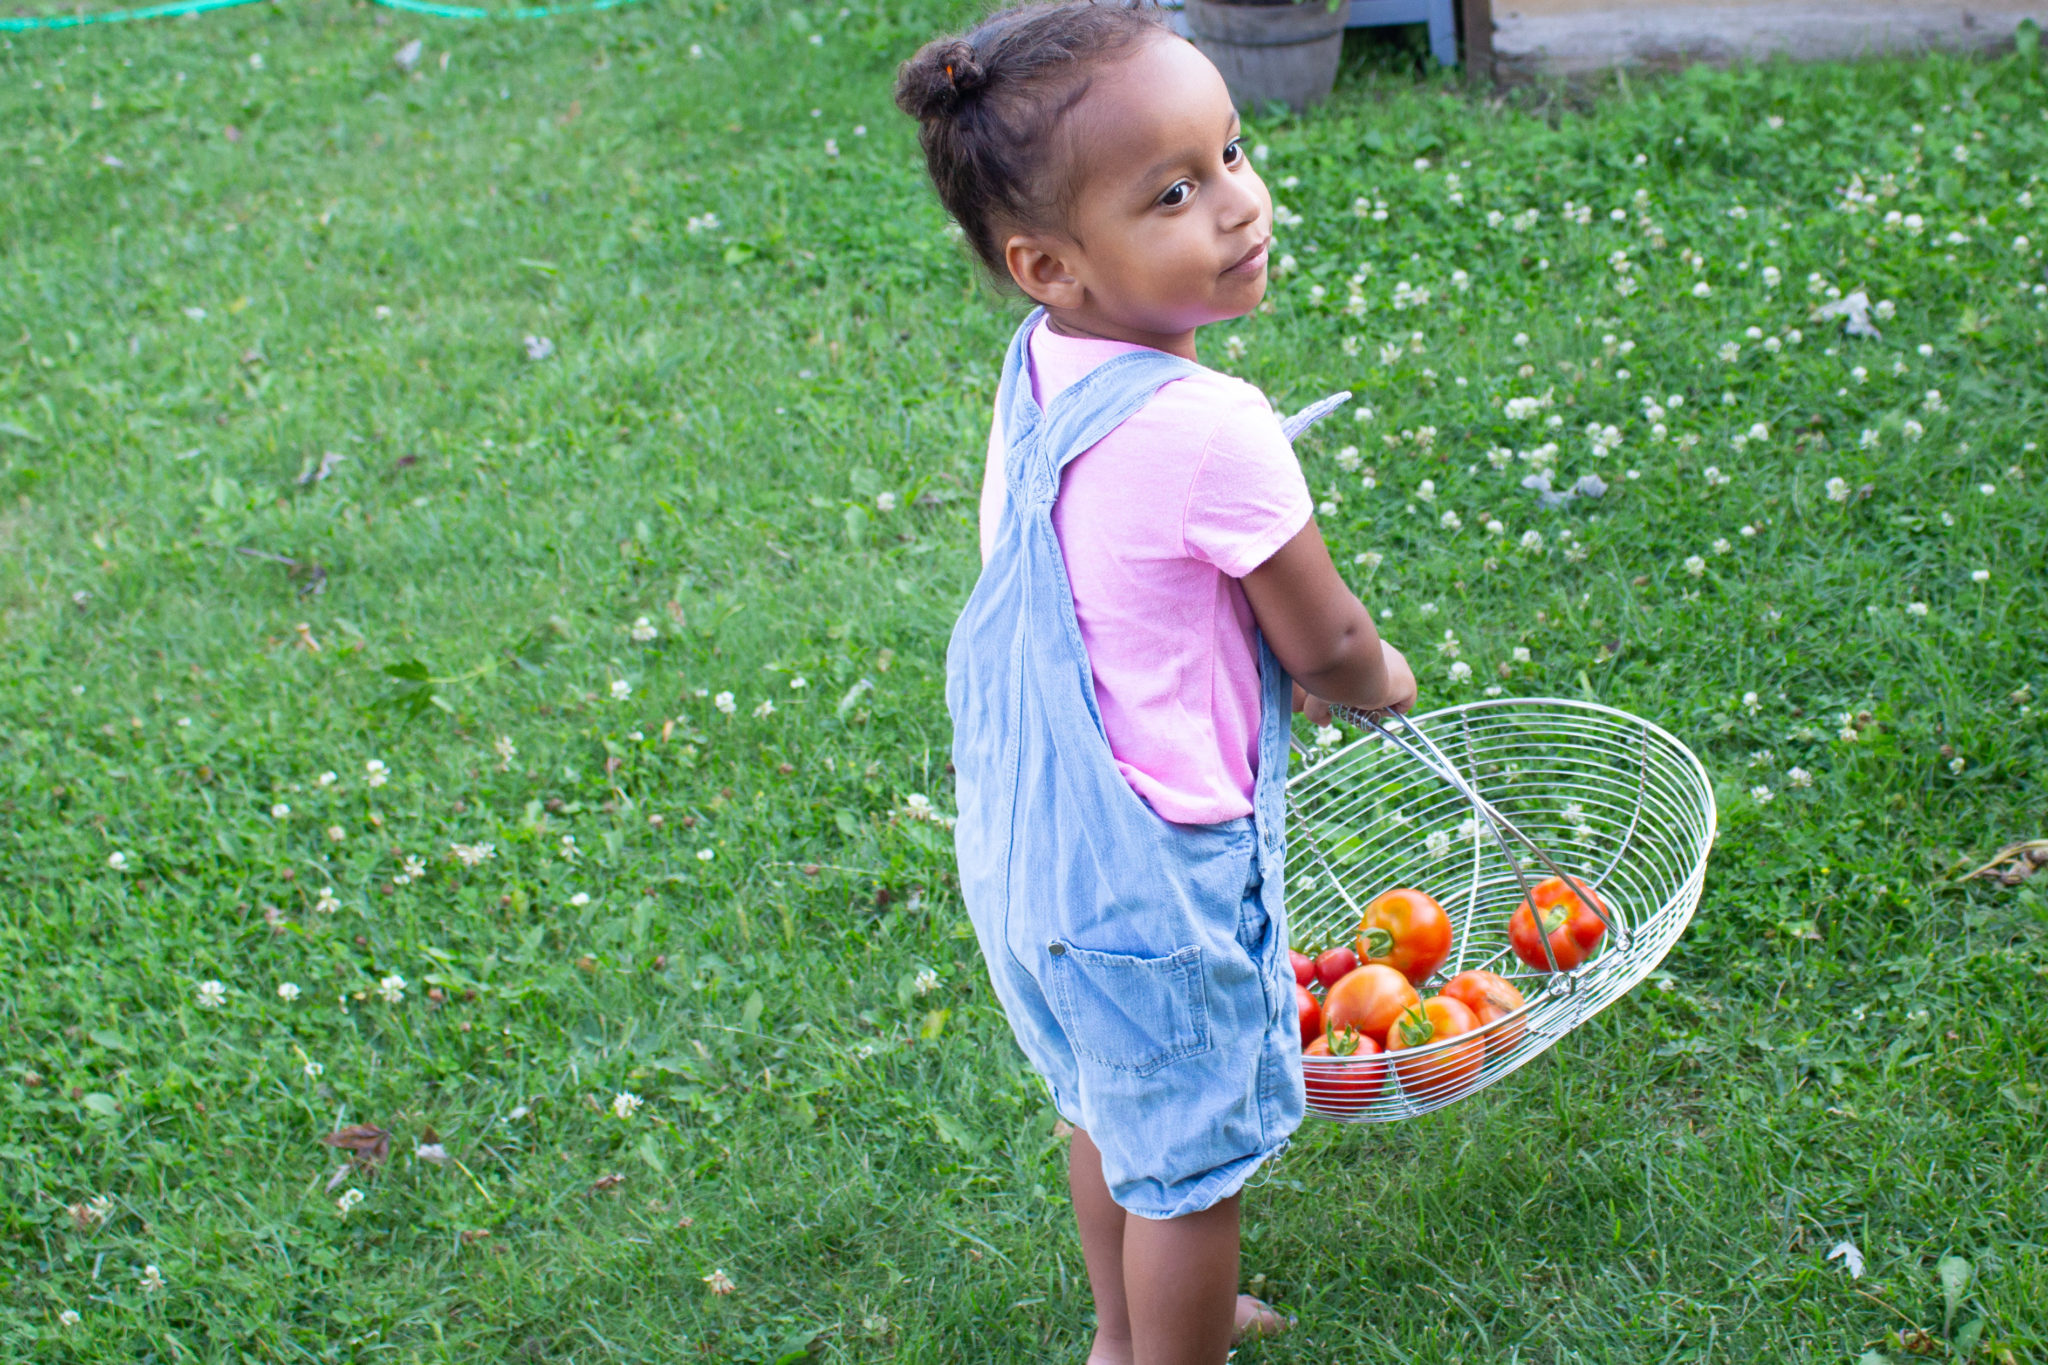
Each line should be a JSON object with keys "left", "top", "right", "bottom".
{"left": 1042, "top": 308, "right": 1199, "bottom": 363}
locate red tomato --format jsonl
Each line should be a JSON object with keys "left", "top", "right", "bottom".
{"left": 1303, "top": 1026, "right": 1385, "bottom": 1115}
{"left": 1322, "top": 964, "right": 1419, "bottom": 1047}
{"left": 1356, "top": 888, "right": 1454, "bottom": 985}
{"left": 1313, "top": 946, "right": 1359, "bottom": 990}
{"left": 1440, "top": 969, "right": 1528, "bottom": 1054}
{"left": 1383, "top": 996, "right": 1484, "bottom": 1099}
{"left": 1295, "top": 984, "right": 1322, "bottom": 1049}
{"left": 1289, "top": 950, "right": 1316, "bottom": 988}
{"left": 1507, "top": 875, "right": 1608, "bottom": 972}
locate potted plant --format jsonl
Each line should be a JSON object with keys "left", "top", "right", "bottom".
{"left": 1183, "top": 0, "right": 1348, "bottom": 113}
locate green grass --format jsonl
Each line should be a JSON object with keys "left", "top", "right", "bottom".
{"left": 3, "top": 2, "right": 2047, "bottom": 1360}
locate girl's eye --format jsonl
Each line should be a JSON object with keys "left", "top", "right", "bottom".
{"left": 1223, "top": 138, "right": 1243, "bottom": 166}
{"left": 1160, "top": 180, "right": 1192, "bottom": 208}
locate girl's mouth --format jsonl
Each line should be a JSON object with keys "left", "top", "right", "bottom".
{"left": 1223, "top": 238, "right": 1269, "bottom": 277}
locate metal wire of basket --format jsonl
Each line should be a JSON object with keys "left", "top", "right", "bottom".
{"left": 1287, "top": 698, "right": 1716, "bottom": 1123}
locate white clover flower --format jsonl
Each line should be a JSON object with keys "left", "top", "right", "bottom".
{"left": 1439, "top": 510, "right": 1463, "bottom": 531}
{"left": 364, "top": 758, "right": 390, "bottom": 788}
{"left": 752, "top": 698, "right": 776, "bottom": 718}
{"left": 336, "top": 1189, "right": 364, "bottom": 1217}
{"left": 630, "top": 616, "right": 658, "bottom": 642}
{"left": 1712, "top": 538, "right": 1733, "bottom": 555}
{"left": 377, "top": 974, "right": 406, "bottom": 1005}
{"left": 1786, "top": 767, "right": 1813, "bottom": 788}
{"left": 1825, "top": 477, "right": 1851, "bottom": 502}
{"left": 714, "top": 691, "right": 736, "bottom": 715}
{"left": 1425, "top": 829, "right": 1452, "bottom": 856}
{"left": 696, "top": 848, "right": 716, "bottom": 862}
{"left": 875, "top": 491, "right": 897, "bottom": 512}
{"left": 1717, "top": 342, "right": 1741, "bottom": 363}
{"left": 278, "top": 981, "right": 301, "bottom": 1002}
{"left": 270, "top": 802, "right": 291, "bottom": 820}
{"left": 1749, "top": 749, "right": 1774, "bottom": 768}
{"left": 1448, "top": 661, "right": 1473, "bottom": 683}
{"left": 1750, "top": 785, "right": 1774, "bottom": 804}
{"left": 1684, "top": 555, "right": 1707, "bottom": 578}
{"left": 610, "top": 679, "right": 632, "bottom": 701}
{"left": 107, "top": 851, "right": 129, "bottom": 871}
{"left": 139, "top": 1264, "right": 165, "bottom": 1293}
{"left": 913, "top": 967, "right": 942, "bottom": 996}
{"left": 1437, "top": 630, "right": 1461, "bottom": 658}
{"left": 1485, "top": 519, "right": 1506, "bottom": 537}
{"left": 1971, "top": 569, "right": 1990, "bottom": 583}
{"left": 1519, "top": 530, "right": 1544, "bottom": 553}
{"left": 1415, "top": 478, "right": 1436, "bottom": 503}
{"left": 1355, "top": 550, "right": 1383, "bottom": 570}
{"left": 568, "top": 891, "right": 591, "bottom": 907}
{"left": 195, "top": 980, "right": 227, "bottom": 1009}
{"left": 1511, "top": 646, "right": 1531, "bottom": 664}
{"left": 703, "top": 1269, "right": 737, "bottom": 1295}
{"left": 611, "top": 1091, "right": 644, "bottom": 1120}
{"left": 1223, "top": 335, "right": 1247, "bottom": 361}
{"left": 58, "top": 1309, "right": 81, "bottom": 1328}
{"left": 400, "top": 853, "right": 426, "bottom": 881}
{"left": 450, "top": 841, "right": 496, "bottom": 867}
{"left": 1313, "top": 725, "right": 1342, "bottom": 749}
{"left": 1948, "top": 756, "right": 1966, "bottom": 775}
{"left": 493, "top": 735, "right": 517, "bottom": 766}
{"left": 1907, "top": 601, "right": 1929, "bottom": 617}
{"left": 1743, "top": 691, "right": 1762, "bottom": 714}
{"left": 1761, "top": 265, "right": 1782, "bottom": 288}
{"left": 1691, "top": 282, "right": 1712, "bottom": 298}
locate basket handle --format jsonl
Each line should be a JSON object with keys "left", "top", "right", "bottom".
{"left": 1294, "top": 705, "right": 1627, "bottom": 975}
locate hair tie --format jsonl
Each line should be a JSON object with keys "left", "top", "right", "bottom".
{"left": 945, "top": 63, "right": 954, "bottom": 82}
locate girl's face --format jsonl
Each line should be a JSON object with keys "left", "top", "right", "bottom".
{"left": 1005, "top": 34, "right": 1271, "bottom": 348}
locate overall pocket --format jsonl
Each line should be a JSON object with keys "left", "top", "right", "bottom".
{"left": 1044, "top": 942, "right": 1210, "bottom": 1076}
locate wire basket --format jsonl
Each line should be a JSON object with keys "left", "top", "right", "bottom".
{"left": 1287, "top": 698, "right": 1716, "bottom": 1123}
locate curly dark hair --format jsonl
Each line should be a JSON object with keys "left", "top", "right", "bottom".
{"left": 894, "top": 2, "right": 1168, "bottom": 284}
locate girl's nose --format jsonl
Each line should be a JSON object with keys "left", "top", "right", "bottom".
{"left": 1218, "top": 171, "right": 1264, "bottom": 233}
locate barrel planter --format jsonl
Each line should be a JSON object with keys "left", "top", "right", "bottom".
{"left": 1184, "top": 0, "right": 1349, "bottom": 113}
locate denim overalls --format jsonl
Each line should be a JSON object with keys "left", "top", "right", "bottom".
{"left": 946, "top": 309, "right": 1304, "bottom": 1221}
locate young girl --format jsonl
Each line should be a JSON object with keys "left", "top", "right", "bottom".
{"left": 896, "top": 7, "right": 1416, "bottom": 1361}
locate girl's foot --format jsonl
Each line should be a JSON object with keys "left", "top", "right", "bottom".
{"left": 1233, "top": 1294, "right": 1293, "bottom": 1343}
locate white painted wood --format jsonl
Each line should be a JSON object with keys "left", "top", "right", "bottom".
{"left": 1493, "top": 2, "right": 2042, "bottom": 76}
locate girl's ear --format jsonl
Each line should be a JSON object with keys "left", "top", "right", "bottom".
{"left": 1004, "top": 233, "right": 1084, "bottom": 311}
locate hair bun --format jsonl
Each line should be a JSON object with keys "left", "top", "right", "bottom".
{"left": 895, "top": 38, "right": 987, "bottom": 122}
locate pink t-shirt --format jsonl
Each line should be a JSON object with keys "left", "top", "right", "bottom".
{"left": 979, "top": 318, "right": 1312, "bottom": 825}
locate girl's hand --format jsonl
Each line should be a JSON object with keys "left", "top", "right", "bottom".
{"left": 1377, "top": 641, "right": 1417, "bottom": 715}
{"left": 1291, "top": 682, "right": 1333, "bottom": 726}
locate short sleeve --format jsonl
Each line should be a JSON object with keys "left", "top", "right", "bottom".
{"left": 1180, "top": 388, "right": 1313, "bottom": 579}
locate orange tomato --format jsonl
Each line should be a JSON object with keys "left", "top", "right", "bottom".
{"left": 1382, "top": 996, "right": 1484, "bottom": 1100}
{"left": 1302, "top": 1026, "right": 1385, "bottom": 1116}
{"left": 1355, "top": 888, "right": 1454, "bottom": 985}
{"left": 1440, "top": 969, "right": 1528, "bottom": 1055}
{"left": 1507, "top": 875, "right": 1608, "bottom": 972}
{"left": 1322, "top": 964, "right": 1420, "bottom": 1047}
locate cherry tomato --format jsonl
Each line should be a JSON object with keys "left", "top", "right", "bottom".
{"left": 1295, "top": 983, "right": 1323, "bottom": 1049}
{"left": 1507, "top": 875, "right": 1608, "bottom": 972}
{"left": 1313, "top": 946, "right": 1359, "bottom": 990}
{"left": 1289, "top": 950, "right": 1316, "bottom": 989}
{"left": 1355, "top": 888, "right": 1454, "bottom": 985}
{"left": 1322, "top": 964, "right": 1419, "bottom": 1047}
{"left": 1440, "top": 969, "right": 1529, "bottom": 1054}
{"left": 1303, "top": 1025, "right": 1385, "bottom": 1116}
{"left": 1383, "top": 996, "right": 1484, "bottom": 1099}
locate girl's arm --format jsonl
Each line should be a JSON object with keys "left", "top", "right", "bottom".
{"left": 1241, "top": 520, "right": 1416, "bottom": 715}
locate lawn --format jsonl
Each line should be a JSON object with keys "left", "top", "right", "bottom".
{"left": 2, "top": 1, "right": 2045, "bottom": 1359}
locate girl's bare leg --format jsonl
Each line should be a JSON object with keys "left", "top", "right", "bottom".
{"left": 1069, "top": 1129, "right": 1288, "bottom": 1365}
{"left": 1068, "top": 1128, "right": 1136, "bottom": 1365}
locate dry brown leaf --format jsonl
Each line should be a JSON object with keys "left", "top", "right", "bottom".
{"left": 590, "top": 1173, "right": 626, "bottom": 1194}
{"left": 460, "top": 1228, "right": 492, "bottom": 1245}
{"left": 1961, "top": 839, "right": 2048, "bottom": 883}
{"left": 320, "top": 1123, "right": 392, "bottom": 1170}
